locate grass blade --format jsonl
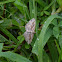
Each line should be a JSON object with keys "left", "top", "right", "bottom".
{"left": 0, "top": 26, "right": 18, "bottom": 43}
{"left": 0, "top": 0, "right": 15, "bottom": 5}
{"left": 38, "top": 14, "right": 62, "bottom": 62}
{"left": 0, "top": 34, "right": 8, "bottom": 42}
{"left": 0, "top": 43, "right": 3, "bottom": 52}
{"left": 0, "top": 51, "right": 32, "bottom": 62}
{"left": 32, "top": 27, "right": 52, "bottom": 55}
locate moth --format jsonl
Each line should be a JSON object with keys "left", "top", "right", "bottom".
{"left": 23, "top": 18, "right": 36, "bottom": 44}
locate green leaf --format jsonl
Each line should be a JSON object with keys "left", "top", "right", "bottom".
{"left": 53, "top": 26, "right": 59, "bottom": 39}
{"left": 0, "top": 34, "right": 8, "bottom": 42}
{"left": 0, "top": 51, "right": 32, "bottom": 62}
{"left": 57, "top": 0, "right": 62, "bottom": 7}
{"left": 44, "top": 1, "right": 55, "bottom": 10}
{"left": 12, "top": 19, "right": 25, "bottom": 33}
{"left": 29, "top": 0, "right": 34, "bottom": 18}
{"left": 44, "top": 11, "right": 50, "bottom": 15}
{"left": 32, "top": 28, "right": 52, "bottom": 61}
{"left": 38, "top": 14, "right": 62, "bottom": 62}
{"left": 36, "top": 0, "right": 47, "bottom": 7}
{"left": 0, "top": 19, "right": 12, "bottom": 28}
{"left": 59, "top": 35, "right": 62, "bottom": 48}
{"left": 32, "top": 14, "right": 62, "bottom": 62}
{"left": 0, "top": 0, "right": 15, "bottom": 5}
{"left": 0, "top": 20, "right": 4, "bottom": 23}
{"left": 0, "top": 43, "right": 3, "bottom": 52}
{"left": 14, "top": 1, "right": 25, "bottom": 14}
{"left": 32, "top": 28, "right": 52, "bottom": 56}
{"left": 14, "top": 0, "right": 30, "bottom": 19}
{"left": 47, "top": 40, "right": 58, "bottom": 62}
{"left": 0, "top": 27, "right": 18, "bottom": 44}
{"left": 40, "top": 11, "right": 44, "bottom": 16}
{"left": 58, "top": 21, "right": 62, "bottom": 27}
{"left": 43, "top": 50, "right": 51, "bottom": 62}
{"left": 12, "top": 19, "right": 19, "bottom": 26}
{"left": 61, "top": 48, "right": 62, "bottom": 60}
{"left": 51, "top": 19, "right": 57, "bottom": 26}
{"left": 25, "top": 43, "right": 30, "bottom": 49}
{"left": 14, "top": 35, "right": 24, "bottom": 52}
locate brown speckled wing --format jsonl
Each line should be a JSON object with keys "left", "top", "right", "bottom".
{"left": 23, "top": 18, "right": 36, "bottom": 44}
{"left": 24, "top": 32, "right": 34, "bottom": 44}
{"left": 25, "top": 18, "right": 35, "bottom": 32}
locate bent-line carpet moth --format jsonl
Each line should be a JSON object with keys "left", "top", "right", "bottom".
{"left": 23, "top": 18, "right": 36, "bottom": 44}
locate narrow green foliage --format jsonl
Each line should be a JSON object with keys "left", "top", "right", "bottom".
{"left": 47, "top": 40, "right": 58, "bottom": 62}
{"left": 0, "top": 43, "right": 3, "bottom": 52}
{"left": 38, "top": 15, "right": 62, "bottom": 62}
{"left": 0, "top": 27, "right": 18, "bottom": 43}
{"left": 0, "top": 51, "right": 32, "bottom": 62}
{"left": 53, "top": 26, "right": 59, "bottom": 39}
{"left": 0, "top": 34, "right": 8, "bottom": 42}
{"left": 0, "top": 0, "right": 62, "bottom": 62}
{"left": 0, "top": 0, "right": 15, "bottom": 5}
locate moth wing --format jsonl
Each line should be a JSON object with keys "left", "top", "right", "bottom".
{"left": 24, "top": 32, "right": 34, "bottom": 44}
{"left": 23, "top": 32, "right": 29, "bottom": 43}
{"left": 25, "top": 18, "right": 35, "bottom": 32}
